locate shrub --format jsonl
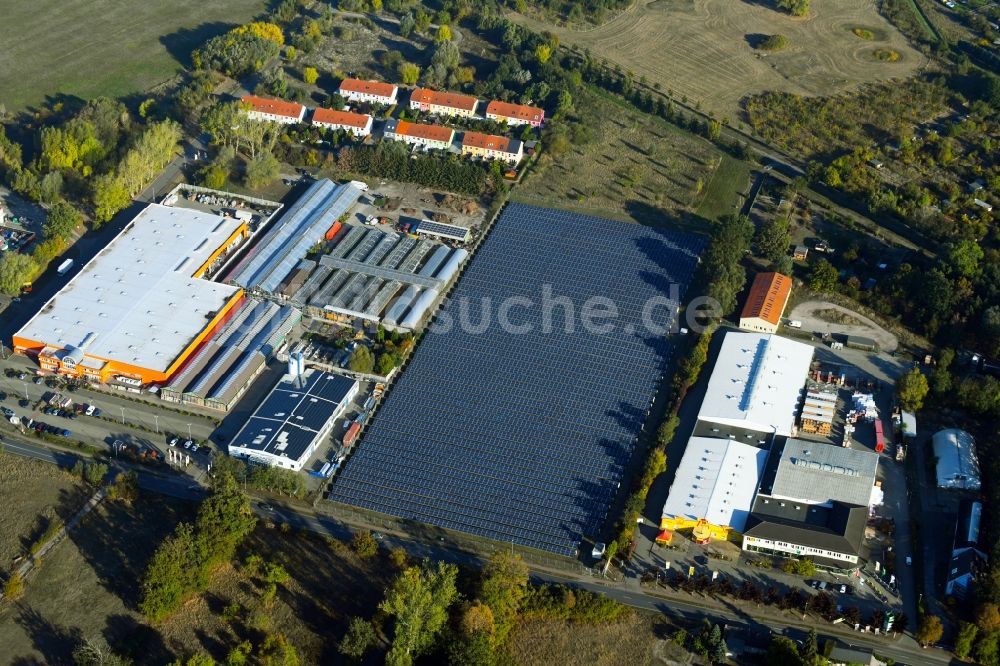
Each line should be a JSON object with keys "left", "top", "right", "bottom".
{"left": 853, "top": 27, "right": 875, "bottom": 40}
{"left": 873, "top": 48, "right": 900, "bottom": 62}
{"left": 4, "top": 572, "right": 25, "bottom": 599}
{"left": 351, "top": 530, "right": 378, "bottom": 559}
{"left": 758, "top": 34, "right": 788, "bottom": 51}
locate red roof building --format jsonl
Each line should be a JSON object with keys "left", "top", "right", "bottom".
{"left": 240, "top": 95, "right": 306, "bottom": 124}
{"left": 485, "top": 100, "right": 545, "bottom": 127}
{"left": 738, "top": 272, "right": 792, "bottom": 334}
{"left": 461, "top": 131, "right": 523, "bottom": 164}
{"left": 338, "top": 78, "right": 398, "bottom": 104}
{"left": 384, "top": 119, "right": 455, "bottom": 149}
{"left": 311, "top": 108, "right": 373, "bottom": 136}
{"left": 409, "top": 88, "right": 479, "bottom": 117}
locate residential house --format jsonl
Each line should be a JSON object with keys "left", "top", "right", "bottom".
{"left": 485, "top": 100, "right": 545, "bottom": 127}
{"left": 461, "top": 131, "right": 523, "bottom": 165}
{"left": 383, "top": 119, "right": 455, "bottom": 151}
{"left": 339, "top": 78, "right": 398, "bottom": 105}
{"left": 240, "top": 95, "right": 306, "bottom": 125}
{"left": 827, "top": 644, "right": 887, "bottom": 666}
{"left": 311, "top": 108, "right": 373, "bottom": 137}
{"left": 409, "top": 88, "right": 478, "bottom": 117}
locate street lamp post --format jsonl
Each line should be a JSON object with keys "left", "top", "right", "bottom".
{"left": 120, "top": 407, "right": 125, "bottom": 425}
{"left": 22, "top": 381, "right": 28, "bottom": 400}
{"left": 153, "top": 414, "right": 159, "bottom": 434}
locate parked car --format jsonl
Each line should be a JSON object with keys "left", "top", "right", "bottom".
{"left": 184, "top": 440, "right": 194, "bottom": 450}
{"left": 18, "top": 399, "right": 29, "bottom": 408}
{"left": 906, "top": 556, "right": 912, "bottom": 566}
{"left": 1, "top": 407, "right": 15, "bottom": 418}
{"left": 33, "top": 377, "right": 43, "bottom": 384}
{"left": 168, "top": 437, "right": 179, "bottom": 447}
{"left": 85, "top": 404, "right": 96, "bottom": 416}
{"left": 60, "top": 429, "right": 71, "bottom": 437}
{"left": 91, "top": 407, "right": 101, "bottom": 417}
{"left": 592, "top": 542, "right": 606, "bottom": 559}
{"left": 0, "top": 391, "right": 7, "bottom": 401}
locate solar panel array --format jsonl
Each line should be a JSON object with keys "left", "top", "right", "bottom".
{"left": 327, "top": 203, "right": 703, "bottom": 556}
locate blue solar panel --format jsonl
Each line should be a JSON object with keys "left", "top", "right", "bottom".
{"left": 326, "top": 203, "right": 703, "bottom": 556}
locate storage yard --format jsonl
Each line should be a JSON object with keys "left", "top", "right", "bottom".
{"left": 326, "top": 203, "right": 704, "bottom": 556}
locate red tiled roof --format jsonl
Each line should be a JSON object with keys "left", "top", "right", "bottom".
{"left": 410, "top": 88, "right": 478, "bottom": 112}
{"left": 390, "top": 120, "right": 454, "bottom": 143}
{"left": 740, "top": 272, "right": 792, "bottom": 325}
{"left": 312, "top": 108, "right": 371, "bottom": 129}
{"left": 486, "top": 100, "right": 544, "bottom": 122}
{"left": 462, "top": 131, "right": 516, "bottom": 153}
{"left": 240, "top": 95, "right": 305, "bottom": 119}
{"left": 339, "top": 78, "right": 397, "bottom": 98}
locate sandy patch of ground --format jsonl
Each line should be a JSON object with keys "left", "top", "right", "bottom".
{"left": 789, "top": 299, "right": 899, "bottom": 351}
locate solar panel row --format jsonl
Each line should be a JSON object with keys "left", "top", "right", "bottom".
{"left": 327, "top": 203, "right": 703, "bottom": 555}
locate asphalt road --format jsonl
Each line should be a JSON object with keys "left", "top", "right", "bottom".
{"left": 0, "top": 434, "right": 953, "bottom": 666}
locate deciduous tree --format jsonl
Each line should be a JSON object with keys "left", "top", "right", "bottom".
{"left": 895, "top": 367, "right": 929, "bottom": 412}
{"left": 380, "top": 560, "right": 459, "bottom": 663}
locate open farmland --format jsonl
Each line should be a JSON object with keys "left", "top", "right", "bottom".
{"left": 509, "top": 0, "right": 926, "bottom": 123}
{"left": 510, "top": 612, "right": 682, "bottom": 665}
{"left": 0, "top": 453, "right": 87, "bottom": 575}
{"left": 0, "top": 0, "right": 267, "bottom": 112}
{"left": 516, "top": 86, "right": 722, "bottom": 225}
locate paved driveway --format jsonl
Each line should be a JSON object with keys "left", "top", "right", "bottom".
{"left": 788, "top": 300, "right": 899, "bottom": 352}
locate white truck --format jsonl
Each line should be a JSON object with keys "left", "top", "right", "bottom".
{"left": 57, "top": 258, "right": 74, "bottom": 275}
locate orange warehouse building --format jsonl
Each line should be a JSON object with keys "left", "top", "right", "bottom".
{"left": 13, "top": 204, "right": 251, "bottom": 386}
{"left": 738, "top": 271, "right": 792, "bottom": 334}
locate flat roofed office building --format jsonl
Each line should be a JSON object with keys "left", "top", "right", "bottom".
{"left": 228, "top": 369, "right": 359, "bottom": 471}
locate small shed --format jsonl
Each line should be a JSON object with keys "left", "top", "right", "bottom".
{"left": 793, "top": 244, "right": 809, "bottom": 260}
{"left": 845, "top": 335, "right": 878, "bottom": 352}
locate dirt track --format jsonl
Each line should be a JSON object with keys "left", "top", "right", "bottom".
{"left": 510, "top": 0, "right": 925, "bottom": 122}
{"left": 789, "top": 300, "right": 899, "bottom": 351}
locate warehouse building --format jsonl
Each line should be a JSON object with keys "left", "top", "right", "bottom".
{"left": 282, "top": 224, "right": 467, "bottom": 328}
{"left": 758, "top": 439, "right": 879, "bottom": 508}
{"left": 695, "top": 332, "right": 814, "bottom": 441}
{"left": 409, "top": 88, "right": 479, "bottom": 117}
{"left": 14, "top": 204, "right": 250, "bottom": 386}
{"left": 159, "top": 299, "right": 300, "bottom": 411}
{"left": 231, "top": 179, "right": 364, "bottom": 294}
{"left": 660, "top": 436, "right": 770, "bottom": 542}
{"left": 229, "top": 368, "right": 359, "bottom": 471}
{"left": 738, "top": 271, "right": 792, "bottom": 334}
{"left": 933, "top": 428, "right": 981, "bottom": 490}
{"left": 311, "top": 108, "right": 373, "bottom": 137}
{"left": 383, "top": 119, "right": 455, "bottom": 151}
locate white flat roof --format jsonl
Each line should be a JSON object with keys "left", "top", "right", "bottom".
{"left": 698, "top": 332, "right": 814, "bottom": 437}
{"left": 17, "top": 204, "right": 242, "bottom": 373}
{"left": 661, "top": 436, "right": 769, "bottom": 532}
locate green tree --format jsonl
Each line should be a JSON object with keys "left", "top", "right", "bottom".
{"left": 975, "top": 632, "right": 1000, "bottom": 666}
{"left": 808, "top": 259, "right": 838, "bottom": 293}
{"left": 435, "top": 25, "right": 452, "bottom": 43}
{"left": 83, "top": 461, "right": 109, "bottom": 486}
{"left": 196, "top": 471, "right": 257, "bottom": 566}
{"left": 758, "top": 34, "right": 789, "bottom": 51}
{"left": 91, "top": 174, "right": 131, "bottom": 224}
{"left": 39, "top": 171, "right": 64, "bottom": 203}
{"left": 0, "top": 252, "right": 38, "bottom": 295}
{"left": 245, "top": 150, "right": 281, "bottom": 189}
{"left": 44, "top": 202, "right": 82, "bottom": 241}
{"left": 656, "top": 415, "right": 680, "bottom": 448}
{"left": 955, "top": 621, "right": 978, "bottom": 658}
{"left": 535, "top": 44, "right": 552, "bottom": 63}
{"left": 480, "top": 552, "right": 529, "bottom": 646}
{"left": 754, "top": 214, "right": 792, "bottom": 263}
{"left": 302, "top": 67, "right": 319, "bottom": 84}
{"left": 339, "top": 616, "right": 377, "bottom": 660}
{"left": 799, "top": 628, "right": 818, "bottom": 665}
{"left": 139, "top": 522, "right": 202, "bottom": 621}
{"left": 398, "top": 62, "right": 421, "bottom": 85}
{"left": 351, "top": 530, "right": 378, "bottom": 559}
{"left": 766, "top": 636, "right": 804, "bottom": 666}
{"left": 916, "top": 614, "right": 944, "bottom": 646}
{"left": 348, "top": 346, "right": 375, "bottom": 373}
{"left": 3, "top": 572, "right": 24, "bottom": 600}
{"left": 945, "top": 239, "right": 984, "bottom": 278}
{"left": 256, "top": 633, "right": 298, "bottom": 666}
{"left": 380, "top": 560, "right": 459, "bottom": 663}
{"left": 778, "top": 0, "right": 810, "bottom": 16}
{"left": 896, "top": 367, "right": 929, "bottom": 412}
{"left": 376, "top": 352, "right": 396, "bottom": 376}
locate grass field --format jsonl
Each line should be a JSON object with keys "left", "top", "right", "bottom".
{"left": 0, "top": 0, "right": 267, "bottom": 112}
{"left": 509, "top": 612, "right": 680, "bottom": 665}
{"left": 696, "top": 155, "right": 753, "bottom": 221}
{"left": 509, "top": 0, "right": 925, "bottom": 123}
{"left": 0, "top": 453, "right": 87, "bottom": 577}
{"left": 515, "top": 86, "right": 720, "bottom": 227}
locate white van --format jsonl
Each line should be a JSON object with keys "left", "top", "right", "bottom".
{"left": 787, "top": 320, "right": 803, "bottom": 329}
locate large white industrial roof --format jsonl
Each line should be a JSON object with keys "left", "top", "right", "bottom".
{"left": 16, "top": 204, "right": 242, "bottom": 372}
{"left": 697, "top": 332, "right": 814, "bottom": 437}
{"left": 933, "top": 428, "right": 981, "bottom": 490}
{"left": 661, "top": 436, "right": 769, "bottom": 532}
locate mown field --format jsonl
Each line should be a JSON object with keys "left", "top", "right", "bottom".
{"left": 0, "top": 0, "right": 267, "bottom": 112}
{"left": 509, "top": 0, "right": 925, "bottom": 123}
{"left": 696, "top": 155, "right": 753, "bottom": 221}
{"left": 0, "top": 453, "right": 87, "bottom": 576}
{"left": 516, "top": 86, "right": 722, "bottom": 226}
